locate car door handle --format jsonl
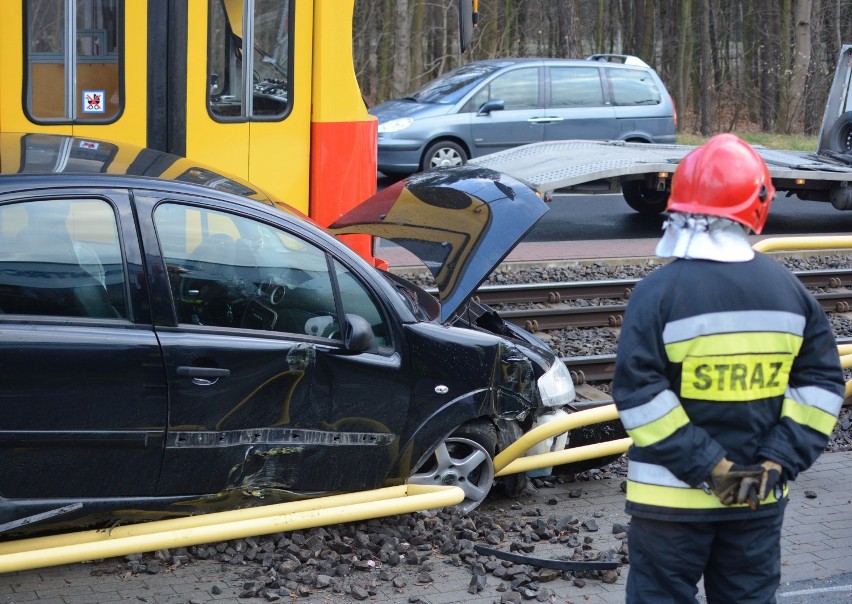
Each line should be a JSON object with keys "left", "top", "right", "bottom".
{"left": 527, "top": 117, "right": 564, "bottom": 124}
{"left": 177, "top": 366, "right": 231, "bottom": 378}
{"left": 176, "top": 366, "right": 231, "bottom": 385}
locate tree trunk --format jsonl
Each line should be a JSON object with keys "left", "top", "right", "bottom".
{"left": 698, "top": 0, "right": 713, "bottom": 134}
{"left": 390, "top": 0, "right": 411, "bottom": 98}
{"left": 784, "top": 0, "right": 812, "bottom": 133}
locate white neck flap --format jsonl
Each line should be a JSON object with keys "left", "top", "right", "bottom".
{"left": 655, "top": 213, "right": 754, "bottom": 262}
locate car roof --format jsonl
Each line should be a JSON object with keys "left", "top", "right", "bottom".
{"left": 466, "top": 56, "right": 655, "bottom": 71}
{"left": 0, "top": 132, "right": 308, "bottom": 216}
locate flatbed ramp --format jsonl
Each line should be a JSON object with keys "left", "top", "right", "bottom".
{"left": 469, "top": 140, "right": 852, "bottom": 199}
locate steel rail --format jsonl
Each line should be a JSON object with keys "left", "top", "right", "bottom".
{"left": 467, "top": 268, "right": 852, "bottom": 308}
{"left": 497, "top": 288, "right": 852, "bottom": 331}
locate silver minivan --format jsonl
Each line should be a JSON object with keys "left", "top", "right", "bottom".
{"left": 371, "top": 55, "right": 677, "bottom": 177}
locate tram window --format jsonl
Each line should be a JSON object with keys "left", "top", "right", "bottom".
{"left": 208, "top": 0, "right": 292, "bottom": 121}
{"left": 25, "top": 0, "right": 123, "bottom": 123}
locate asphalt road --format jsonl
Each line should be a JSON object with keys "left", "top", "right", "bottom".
{"left": 525, "top": 192, "right": 852, "bottom": 242}
{"left": 378, "top": 173, "right": 852, "bottom": 243}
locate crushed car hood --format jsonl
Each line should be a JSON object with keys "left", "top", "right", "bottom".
{"left": 328, "top": 166, "right": 548, "bottom": 322}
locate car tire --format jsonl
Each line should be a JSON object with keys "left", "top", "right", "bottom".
{"left": 421, "top": 140, "right": 468, "bottom": 172}
{"left": 407, "top": 420, "right": 496, "bottom": 513}
{"left": 827, "top": 112, "right": 852, "bottom": 154}
{"left": 622, "top": 180, "right": 669, "bottom": 214}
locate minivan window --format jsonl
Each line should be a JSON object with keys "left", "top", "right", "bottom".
{"left": 607, "top": 67, "right": 661, "bottom": 106}
{"left": 467, "top": 67, "right": 540, "bottom": 111}
{"left": 409, "top": 63, "right": 503, "bottom": 105}
{"left": 549, "top": 67, "right": 604, "bottom": 107}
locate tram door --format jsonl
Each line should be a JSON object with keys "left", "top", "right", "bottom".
{"left": 0, "top": 1, "right": 148, "bottom": 146}
{"left": 185, "top": 0, "right": 312, "bottom": 213}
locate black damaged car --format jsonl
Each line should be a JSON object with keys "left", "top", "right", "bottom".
{"left": 0, "top": 133, "right": 600, "bottom": 537}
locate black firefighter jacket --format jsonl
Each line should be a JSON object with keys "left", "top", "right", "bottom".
{"left": 613, "top": 253, "right": 845, "bottom": 522}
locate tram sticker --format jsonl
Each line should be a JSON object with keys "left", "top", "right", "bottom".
{"left": 79, "top": 140, "right": 100, "bottom": 150}
{"left": 82, "top": 90, "right": 106, "bottom": 113}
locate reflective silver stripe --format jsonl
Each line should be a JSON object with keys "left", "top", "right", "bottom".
{"left": 663, "top": 311, "right": 806, "bottom": 344}
{"left": 627, "top": 461, "right": 691, "bottom": 489}
{"left": 618, "top": 389, "right": 681, "bottom": 430}
{"left": 785, "top": 385, "right": 844, "bottom": 416}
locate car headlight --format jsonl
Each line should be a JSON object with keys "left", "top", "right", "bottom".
{"left": 378, "top": 117, "right": 414, "bottom": 133}
{"left": 537, "top": 358, "right": 576, "bottom": 408}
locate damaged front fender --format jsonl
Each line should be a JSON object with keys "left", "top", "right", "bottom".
{"left": 391, "top": 322, "right": 538, "bottom": 480}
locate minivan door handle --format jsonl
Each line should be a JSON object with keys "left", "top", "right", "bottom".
{"left": 176, "top": 366, "right": 231, "bottom": 386}
{"left": 527, "top": 116, "right": 564, "bottom": 124}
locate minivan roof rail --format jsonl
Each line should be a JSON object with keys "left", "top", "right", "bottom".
{"left": 586, "top": 54, "right": 651, "bottom": 68}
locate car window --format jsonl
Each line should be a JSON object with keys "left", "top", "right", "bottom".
{"left": 607, "top": 67, "right": 662, "bottom": 106}
{"left": 0, "top": 198, "right": 127, "bottom": 319}
{"left": 333, "top": 260, "right": 391, "bottom": 349}
{"left": 467, "top": 67, "right": 540, "bottom": 111}
{"left": 409, "top": 62, "right": 504, "bottom": 105}
{"left": 549, "top": 67, "right": 605, "bottom": 107}
{"left": 155, "top": 203, "right": 390, "bottom": 346}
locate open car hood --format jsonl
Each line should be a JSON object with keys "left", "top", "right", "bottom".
{"left": 328, "top": 166, "right": 548, "bottom": 322}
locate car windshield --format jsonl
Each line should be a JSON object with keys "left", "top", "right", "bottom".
{"left": 407, "top": 63, "right": 504, "bottom": 104}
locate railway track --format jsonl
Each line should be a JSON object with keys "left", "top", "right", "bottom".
{"left": 455, "top": 269, "right": 852, "bottom": 387}
{"left": 470, "top": 268, "right": 852, "bottom": 332}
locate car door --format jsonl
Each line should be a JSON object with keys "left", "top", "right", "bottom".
{"left": 0, "top": 191, "right": 167, "bottom": 500}
{"left": 136, "top": 195, "right": 411, "bottom": 497}
{"left": 468, "top": 65, "right": 546, "bottom": 156}
{"left": 543, "top": 65, "right": 618, "bottom": 142}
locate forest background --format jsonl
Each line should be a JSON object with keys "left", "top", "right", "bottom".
{"left": 352, "top": 0, "right": 852, "bottom": 143}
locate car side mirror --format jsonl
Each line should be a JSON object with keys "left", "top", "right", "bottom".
{"left": 342, "top": 313, "right": 378, "bottom": 354}
{"left": 477, "top": 99, "right": 505, "bottom": 116}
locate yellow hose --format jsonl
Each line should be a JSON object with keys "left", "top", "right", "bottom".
{"left": 493, "top": 404, "right": 621, "bottom": 473}
{"left": 496, "top": 437, "right": 632, "bottom": 477}
{"left": 0, "top": 485, "right": 463, "bottom": 573}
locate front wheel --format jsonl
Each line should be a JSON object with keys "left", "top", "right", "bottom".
{"left": 622, "top": 180, "right": 669, "bottom": 214}
{"left": 421, "top": 140, "right": 468, "bottom": 172}
{"left": 407, "top": 421, "right": 495, "bottom": 513}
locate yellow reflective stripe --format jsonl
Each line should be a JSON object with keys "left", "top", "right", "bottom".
{"left": 782, "top": 397, "right": 838, "bottom": 435}
{"left": 626, "top": 405, "right": 690, "bottom": 447}
{"left": 680, "top": 354, "right": 793, "bottom": 401}
{"left": 626, "top": 480, "right": 786, "bottom": 509}
{"left": 665, "top": 332, "right": 803, "bottom": 363}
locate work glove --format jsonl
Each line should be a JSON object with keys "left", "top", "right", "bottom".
{"left": 708, "top": 458, "right": 764, "bottom": 507}
{"left": 758, "top": 459, "right": 784, "bottom": 501}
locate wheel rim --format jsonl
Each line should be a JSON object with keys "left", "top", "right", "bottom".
{"left": 407, "top": 436, "right": 494, "bottom": 513}
{"left": 429, "top": 148, "right": 463, "bottom": 169}
{"left": 840, "top": 124, "right": 852, "bottom": 152}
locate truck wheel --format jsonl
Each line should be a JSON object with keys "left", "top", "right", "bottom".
{"left": 622, "top": 181, "right": 669, "bottom": 214}
{"left": 421, "top": 140, "right": 468, "bottom": 172}
{"left": 407, "top": 421, "right": 495, "bottom": 513}
{"left": 827, "top": 112, "right": 852, "bottom": 153}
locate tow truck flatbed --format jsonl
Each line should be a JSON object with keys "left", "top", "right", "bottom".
{"left": 469, "top": 139, "right": 852, "bottom": 197}
{"left": 469, "top": 44, "right": 852, "bottom": 215}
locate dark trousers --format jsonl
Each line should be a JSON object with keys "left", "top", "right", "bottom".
{"left": 626, "top": 513, "right": 784, "bottom": 603}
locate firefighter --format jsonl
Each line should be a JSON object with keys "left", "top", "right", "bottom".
{"left": 613, "top": 133, "right": 845, "bottom": 603}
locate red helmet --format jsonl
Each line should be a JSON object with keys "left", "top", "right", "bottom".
{"left": 667, "top": 133, "right": 776, "bottom": 234}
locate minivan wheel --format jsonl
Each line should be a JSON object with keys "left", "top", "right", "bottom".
{"left": 422, "top": 140, "right": 468, "bottom": 171}
{"left": 622, "top": 181, "right": 669, "bottom": 214}
{"left": 407, "top": 421, "right": 496, "bottom": 513}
